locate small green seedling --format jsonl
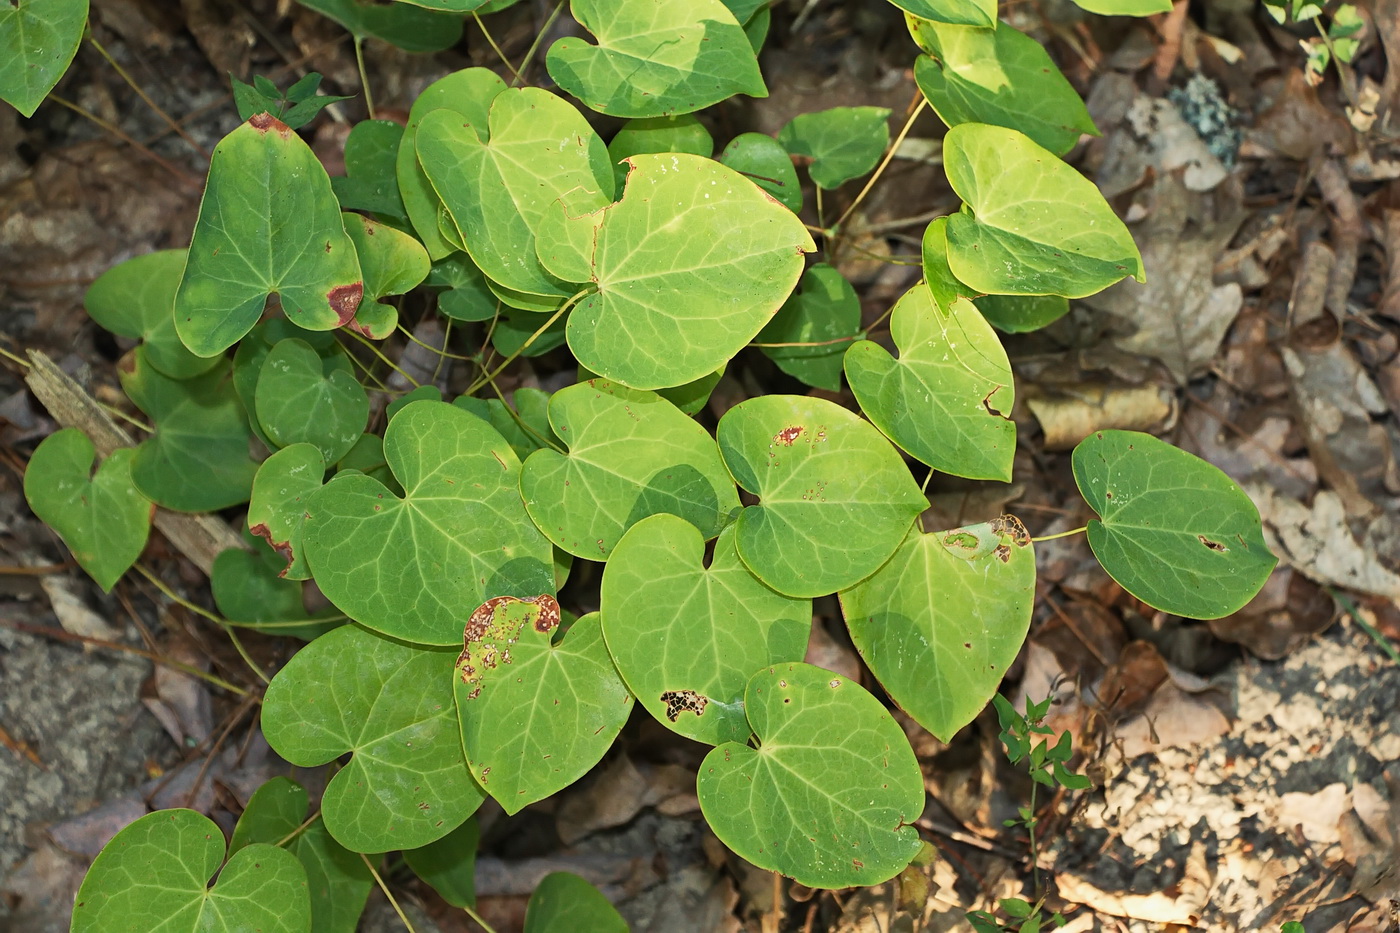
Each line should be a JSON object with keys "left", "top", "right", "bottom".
{"left": 986, "top": 692, "right": 1092, "bottom": 923}
{"left": 229, "top": 72, "right": 352, "bottom": 129}
{"left": 4, "top": 0, "right": 1277, "bottom": 929}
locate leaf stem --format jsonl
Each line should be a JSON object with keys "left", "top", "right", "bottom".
{"left": 342, "top": 329, "right": 422, "bottom": 389}
{"left": 1030, "top": 525, "right": 1087, "bottom": 543}
{"left": 473, "top": 12, "right": 522, "bottom": 82}
{"left": 481, "top": 371, "right": 567, "bottom": 454}
{"left": 465, "top": 289, "right": 588, "bottom": 394}
{"left": 0, "top": 344, "right": 31, "bottom": 369}
{"left": 461, "top": 902, "right": 501, "bottom": 933}
{"left": 360, "top": 853, "right": 417, "bottom": 933}
{"left": 394, "top": 321, "right": 478, "bottom": 362}
{"left": 274, "top": 810, "right": 322, "bottom": 848}
{"left": 354, "top": 36, "right": 375, "bottom": 120}
{"left": 511, "top": 0, "right": 566, "bottom": 87}
{"left": 1330, "top": 588, "right": 1400, "bottom": 664}
{"left": 99, "top": 401, "right": 154, "bottom": 434}
{"left": 831, "top": 96, "right": 929, "bottom": 235}
{"left": 86, "top": 34, "right": 212, "bottom": 159}
{"left": 134, "top": 563, "right": 271, "bottom": 685}
{"left": 48, "top": 94, "right": 202, "bottom": 191}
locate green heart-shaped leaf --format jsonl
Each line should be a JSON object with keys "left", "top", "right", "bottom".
{"left": 757, "top": 263, "right": 860, "bottom": 392}
{"left": 574, "top": 363, "right": 724, "bottom": 417}
{"left": 942, "top": 123, "right": 1144, "bottom": 298}
{"left": 454, "top": 603, "right": 632, "bottom": 814}
{"left": 295, "top": 0, "right": 464, "bottom": 51}
{"left": 0, "top": 0, "right": 88, "bottom": 117}
{"left": 1072, "top": 430, "right": 1276, "bottom": 619}
{"left": 458, "top": 388, "right": 559, "bottom": 463}
{"left": 911, "top": 19, "right": 1097, "bottom": 156}
{"left": 263, "top": 623, "right": 484, "bottom": 851}
{"left": 84, "top": 250, "right": 220, "bottom": 380}
{"left": 545, "top": 0, "right": 766, "bottom": 118}
{"left": 70, "top": 809, "right": 309, "bottom": 933}
{"left": 398, "top": 68, "right": 508, "bottom": 260}
{"left": 697, "top": 663, "right": 924, "bottom": 888}
{"left": 519, "top": 380, "right": 739, "bottom": 559}
{"left": 718, "top": 132, "right": 802, "bottom": 212}
{"left": 923, "top": 219, "right": 1069, "bottom": 332}
{"left": 429, "top": 252, "right": 499, "bottom": 322}
{"left": 845, "top": 284, "right": 1015, "bottom": 481}
{"left": 248, "top": 443, "right": 325, "bottom": 580}
{"left": 918, "top": 215, "right": 976, "bottom": 310}
{"left": 600, "top": 515, "right": 811, "bottom": 745}
{"left": 493, "top": 306, "right": 571, "bottom": 357}
{"left": 211, "top": 531, "right": 341, "bottom": 640}
{"left": 331, "top": 119, "right": 408, "bottom": 221}
{"left": 552, "top": 153, "right": 814, "bottom": 390}
{"left": 716, "top": 395, "right": 925, "bottom": 597}
{"left": 120, "top": 348, "right": 259, "bottom": 512}
{"left": 841, "top": 517, "right": 1034, "bottom": 741}
{"left": 416, "top": 88, "right": 614, "bottom": 300}
{"left": 885, "top": 0, "right": 995, "bottom": 27}
{"left": 523, "top": 872, "right": 628, "bottom": 933}
{"left": 778, "top": 107, "right": 891, "bottom": 190}
{"left": 23, "top": 430, "right": 151, "bottom": 592}
{"left": 976, "top": 292, "right": 1070, "bottom": 333}
{"left": 304, "top": 400, "right": 554, "bottom": 646}
{"left": 341, "top": 212, "right": 430, "bottom": 339}
{"left": 176, "top": 115, "right": 364, "bottom": 356}
{"left": 608, "top": 114, "right": 714, "bottom": 188}
{"left": 231, "top": 777, "right": 374, "bottom": 933}
{"left": 403, "top": 818, "right": 479, "bottom": 909}
{"left": 255, "top": 338, "right": 369, "bottom": 464}
{"left": 232, "top": 319, "right": 344, "bottom": 449}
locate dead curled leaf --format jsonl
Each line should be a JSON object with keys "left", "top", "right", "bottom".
{"left": 1081, "top": 174, "right": 1247, "bottom": 384}
{"left": 1249, "top": 485, "right": 1400, "bottom": 601}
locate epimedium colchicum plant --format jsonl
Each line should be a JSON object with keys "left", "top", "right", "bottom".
{"left": 7, "top": 0, "right": 1279, "bottom": 928}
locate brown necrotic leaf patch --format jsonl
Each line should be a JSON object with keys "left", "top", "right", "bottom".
{"left": 660, "top": 690, "right": 709, "bottom": 721}
{"left": 457, "top": 594, "right": 560, "bottom": 700}
{"left": 774, "top": 425, "right": 804, "bottom": 446}
{"left": 327, "top": 282, "right": 364, "bottom": 325}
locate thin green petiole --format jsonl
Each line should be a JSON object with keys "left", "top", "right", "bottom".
{"left": 342, "top": 330, "right": 422, "bottom": 389}
{"left": 1031, "top": 525, "right": 1087, "bottom": 543}
{"left": 461, "top": 902, "right": 501, "bottom": 933}
{"left": 134, "top": 564, "right": 271, "bottom": 686}
{"left": 87, "top": 34, "right": 212, "bottom": 159}
{"left": 359, "top": 853, "right": 417, "bottom": 933}
{"left": 511, "top": 0, "right": 566, "bottom": 87}
{"left": 831, "top": 96, "right": 929, "bottom": 234}
{"left": 473, "top": 12, "right": 522, "bottom": 82}
{"left": 1331, "top": 588, "right": 1400, "bottom": 664}
{"left": 466, "top": 290, "right": 588, "bottom": 394}
{"left": 354, "top": 36, "right": 375, "bottom": 119}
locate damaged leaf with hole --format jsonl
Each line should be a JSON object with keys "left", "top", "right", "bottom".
{"left": 1072, "top": 430, "right": 1276, "bottom": 619}
{"left": 454, "top": 610, "right": 632, "bottom": 815}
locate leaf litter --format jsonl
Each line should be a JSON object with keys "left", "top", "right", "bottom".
{"left": 5, "top": 1, "right": 1400, "bottom": 931}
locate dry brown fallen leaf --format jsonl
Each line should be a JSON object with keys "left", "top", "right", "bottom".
{"left": 1082, "top": 173, "right": 1247, "bottom": 385}
{"left": 1250, "top": 485, "right": 1400, "bottom": 602}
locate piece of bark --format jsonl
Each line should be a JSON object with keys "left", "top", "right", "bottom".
{"left": 24, "top": 350, "right": 247, "bottom": 576}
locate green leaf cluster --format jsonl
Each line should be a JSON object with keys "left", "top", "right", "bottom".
{"left": 9, "top": 1, "right": 1283, "bottom": 927}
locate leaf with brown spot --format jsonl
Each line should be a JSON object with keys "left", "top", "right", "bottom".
{"left": 174, "top": 117, "right": 363, "bottom": 357}
{"left": 454, "top": 611, "right": 632, "bottom": 815}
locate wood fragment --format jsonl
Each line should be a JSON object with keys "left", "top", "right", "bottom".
{"left": 1288, "top": 240, "right": 1335, "bottom": 327}
{"left": 23, "top": 350, "right": 247, "bottom": 577}
{"left": 1315, "top": 160, "right": 1361, "bottom": 317}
